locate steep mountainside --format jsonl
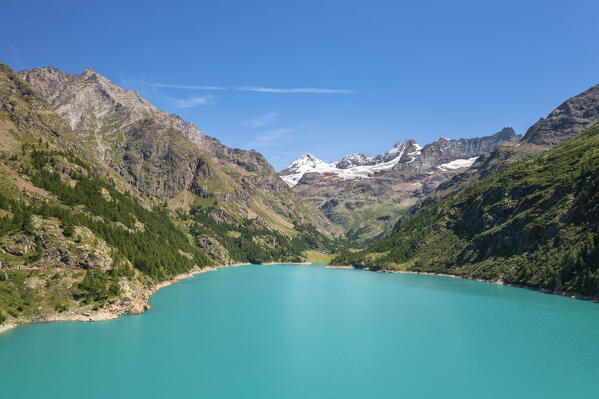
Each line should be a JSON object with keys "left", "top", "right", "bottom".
{"left": 425, "top": 83, "right": 599, "bottom": 207}
{"left": 19, "top": 67, "right": 325, "bottom": 225}
{"left": 0, "top": 62, "right": 335, "bottom": 330}
{"left": 523, "top": 83, "right": 599, "bottom": 147}
{"left": 281, "top": 128, "right": 520, "bottom": 245}
{"left": 0, "top": 62, "right": 213, "bottom": 329}
{"left": 332, "top": 123, "right": 599, "bottom": 298}
{"left": 19, "top": 66, "right": 333, "bottom": 262}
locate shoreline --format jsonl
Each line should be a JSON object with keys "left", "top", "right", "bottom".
{"left": 258, "top": 261, "right": 313, "bottom": 266}
{"left": 326, "top": 265, "right": 599, "bottom": 303}
{"left": 8, "top": 260, "right": 592, "bottom": 336}
{"left": 0, "top": 261, "right": 326, "bottom": 335}
{"left": 0, "top": 262, "right": 251, "bottom": 335}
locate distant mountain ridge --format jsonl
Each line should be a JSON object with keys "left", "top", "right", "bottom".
{"left": 425, "top": 82, "right": 599, "bottom": 207}
{"left": 330, "top": 80, "right": 599, "bottom": 299}
{"left": 278, "top": 128, "right": 520, "bottom": 245}
{"left": 280, "top": 128, "right": 520, "bottom": 186}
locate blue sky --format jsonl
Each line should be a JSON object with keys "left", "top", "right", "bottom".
{"left": 2, "top": 0, "right": 599, "bottom": 169}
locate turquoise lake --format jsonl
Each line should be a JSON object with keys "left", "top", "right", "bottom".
{"left": 2, "top": 264, "right": 599, "bottom": 398}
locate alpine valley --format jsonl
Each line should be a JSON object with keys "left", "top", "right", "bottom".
{"left": 1, "top": 57, "right": 599, "bottom": 335}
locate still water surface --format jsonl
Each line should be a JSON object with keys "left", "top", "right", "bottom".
{"left": 2, "top": 264, "right": 599, "bottom": 398}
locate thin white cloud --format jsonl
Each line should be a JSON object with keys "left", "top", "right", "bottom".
{"left": 147, "top": 83, "right": 354, "bottom": 94}
{"left": 170, "top": 95, "right": 214, "bottom": 108}
{"left": 248, "top": 128, "right": 293, "bottom": 148}
{"left": 149, "top": 83, "right": 227, "bottom": 90}
{"left": 245, "top": 112, "right": 278, "bottom": 128}
{"left": 236, "top": 86, "right": 355, "bottom": 94}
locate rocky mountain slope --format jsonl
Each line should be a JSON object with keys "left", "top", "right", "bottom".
{"left": 0, "top": 61, "right": 335, "bottom": 330}
{"left": 19, "top": 66, "right": 323, "bottom": 222}
{"left": 0, "top": 61, "right": 211, "bottom": 329}
{"left": 19, "top": 66, "right": 333, "bottom": 262}
{"left": 523, "top": 83, "right": 599, "bottom": 147}
{"left": 332, "top": 122, "right": 599, "bottom": 298}
{"left": 280, "top": 128, "right": 520, "bottom": 245}
{"left": 425, "top": 83, "right": 599, "bottom": 207}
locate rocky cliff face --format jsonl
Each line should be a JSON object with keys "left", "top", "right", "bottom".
{"left": 280, "top": 128, "right": 520, "bottom": 245}
{"left": 20, "top": 66, "right": 322, "bottom": 231}
{"left": 523, "top": 83, "right": 599, "bottom": 147}
{"left": 19, "top": 66, "right": 206, "bottom": 149}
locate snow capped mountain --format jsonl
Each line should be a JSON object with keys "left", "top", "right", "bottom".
{"left": 280, "top": 140, "right": 423, "bottom": 186}
{"left": 279, "top": 153, "right": 334, "bottom": 186}
{"left": 336, "top": 153, "right": 374, "bottom": 169}
{"left": 279, "top": 128, "right": 521, "bottom": 187}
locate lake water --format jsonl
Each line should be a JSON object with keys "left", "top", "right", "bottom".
{"left": 2, "top": 264, "right": 599, "bottom": 398}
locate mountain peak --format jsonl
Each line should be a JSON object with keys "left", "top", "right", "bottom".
{"left": 493, "top": 127, "right": 518, "bottom": 141}
{"left": 523, "top": 83, "right": 599, "bottom": 147}
{"left": 19, "top": 65, "right": 207, "bottom": 151}
{"left": 287, "top": 153, "right": 327, "bottom": 168}
{"left": 83, "top": 67, "right": 98, "bottom": 76}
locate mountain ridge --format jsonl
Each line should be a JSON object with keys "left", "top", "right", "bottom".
{"left": 19, "top": 65, "right": 331, "bottom": 238}
{"left": 280, "top": 127, "right": 520, "bottom": 186}
{"left": 279, "top": 127, "right": 520, "bottom": 245}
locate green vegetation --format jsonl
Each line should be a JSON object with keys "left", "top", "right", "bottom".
{"left": 0, "top": 144, "right": 215, "bottom": 321}
{"left": 77, "top": 269, "right": 121, "bottom": 306}
{"left": 187, "top": 202, "right": 335, "bottom": 264}
{"left": 0, "top": 61, "right": 339, "bottom": 330}
{"left": 25, "top": 148, "right": 212, "bottom": 280}
{"left": 332, "top": 124, "right": 599, "bottom": 297}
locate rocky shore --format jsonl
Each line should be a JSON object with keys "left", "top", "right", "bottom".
{"left": 0, "top": 263, "right": 249, "bottom": 335}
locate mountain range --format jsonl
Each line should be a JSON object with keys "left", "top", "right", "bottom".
{"left": 281, "top": 128, "right": 519, "bottom": 187}
{"left": 1, "top": 58, "right": 598, "bottom": 332}
{"left": 280, "top": 128, "right": 521, "bottom": 244}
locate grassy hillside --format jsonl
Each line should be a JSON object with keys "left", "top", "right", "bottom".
{"left": 332, "top": 124, "right": 599, "bottom": 297}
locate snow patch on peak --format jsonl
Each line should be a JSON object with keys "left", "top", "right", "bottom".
{"left": 279, "top": 139, "right": 426, "bottom": 187}
{"left": 388, "top": 142, "right": 406, "bottom": 154}
{"left": 438, "top": 157, "right": 479, "bottom": 171}
{"left": 280, "top": 153, "right": 333, "bottom": 186}
{"left": 336, "top": 153, "right": 374, "bottom": 169}
{"left": 280, "top": 149, "right": 412, "bottom": 187}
